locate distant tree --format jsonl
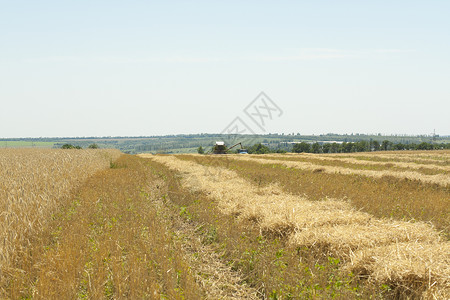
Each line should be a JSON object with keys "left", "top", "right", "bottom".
{"left": 355, "top": 141, "right": 368, "bottom": 152}
{"left": 416, "top": 142, "right": 433, "bottom": 150}
{"left": 341, "top": 142, "right": 354, "bottom": 153}
{"left": 88, "top": 143, "right": 99, "bottom": 149}
{"left": 408, "top": 143, "right": 417, "bottom": 150}
{"left": 371, "top": 140, "right": 380, "bottom": 151}
{"left": 393, "top": 143, "right": 406, "bottom": 150}
{"left": 381, "top": 140, "right": 393, "bottom": 151}
{"left": 275, "top": 149, "right": 287, "bottom": 154}
{"left": 248, "top": 143, "right": 270, "bottom": 154}
{"left": 330, "top": 143, "right": 340, "bottom": 153}
{"left": 197, "top": 146, "right": 205, "bottom": 154}
{"left": 311, "top": 142, "right": 321, "bottom": 153}
{"left": 292, "top": 142, "right": 311, "bottom": 153}
{"left": 61, "top": 144, "right": 82, "bottom": 149}
{"left": 322, "top": 143, "right": 331, "bottom": 153}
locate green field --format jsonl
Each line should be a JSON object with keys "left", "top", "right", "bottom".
{"left": 0, "top": 141, "right": 56, "bottom": 148}
{"left": 1, "top": 133, "right": 449, "bottom": 153}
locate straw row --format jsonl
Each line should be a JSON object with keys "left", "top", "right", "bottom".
{"left": 281, "top": 153, "right": 450, "bottom": 173}
{"left": 145, "top": 154, "right": 449, "bottom": 297}
{"left": 323, "top": 151, "right": 450, "bottom": 165}
{"left": 232, "top": 155, "right": 450, "bottom": 187}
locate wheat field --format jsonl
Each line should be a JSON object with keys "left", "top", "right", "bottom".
{"left": 1, "top": 149, "right": 448, "bottom": 298}
{"left": 0, "top": 149, "right": 121, "bottom": 283}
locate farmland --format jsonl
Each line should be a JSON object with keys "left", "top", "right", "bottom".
{"left": 0, "top": 141, "right": 56, "bottom": 148}
{"left": 2, "top": 133, "right": 449, "bottom": 154}
{"left": 1, "top": 149, "right": 449, "bottom": 299}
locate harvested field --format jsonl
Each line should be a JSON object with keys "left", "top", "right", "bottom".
{"left": 327, "top": 151, "right": 450, "bottom": 166}
{"left": 141, "top": 152, "right": 449, "bottom": 298}
{"left": 176, "top": 154, "right": 449, "bottom": 235}
{"left": 232, "top": 155, "right": 450, "bottom": 187}
{"left": 277, "top": 153, "right": 450, "bottom": 174}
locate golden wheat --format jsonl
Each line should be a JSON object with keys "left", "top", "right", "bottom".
{"left": 0, "top": 148, "right": 121, "bottom": 273}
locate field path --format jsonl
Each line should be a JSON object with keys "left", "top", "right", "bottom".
{"left": 154, "top": 195, "right": 260, "bottom": 299}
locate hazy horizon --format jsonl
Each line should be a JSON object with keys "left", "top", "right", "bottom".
{"left": 1, "top": 1, "right": 449, "bottom": 138}
{"left": 1, "top": 132, "right": 448, "bottom": 140}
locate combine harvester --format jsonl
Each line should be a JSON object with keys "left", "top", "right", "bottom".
{"left": 212, "top": 141, "right": 248, "bottom": 154}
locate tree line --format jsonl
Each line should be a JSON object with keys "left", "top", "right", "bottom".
{"left": 293, "top": 140, "right": 450, "bottom": 153}
{"left": 61, "top": 143, "right": 99, "bottom": 149}
{"left": 240, "top": 141, "right": 450, "bottom": 154}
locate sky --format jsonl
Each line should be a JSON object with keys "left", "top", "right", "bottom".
{"left": 0, "top": 0, "right": 449, "bottom": 138}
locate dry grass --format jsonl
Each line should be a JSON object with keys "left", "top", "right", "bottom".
{"left": 276, "top": 153, "right": 450, "bottom": 175}
{"left": 348, "top": 242, "right": 450, "bottom": 299}
{"left": 328, "top": 151, "right": 450, "bottom": 166}
{"left": 289, "top": 221, "right": 442, "bottom": 251}
{"left": 152, "top": 183, "right": 259, "bottom": 299}
{"left": 144, "top": 156, "right": 370, "bottom": 298}
{"left": 145, "top": 154, "right": 450, "bottom": 297}
{"left": 179, "top": 154, "right": 449, "bottom": 237}
{"left": 0, "top": 149, "right": 121, "bottom": 275}
{"left": 233, "top": 154, "right": 450, "bottom": 187}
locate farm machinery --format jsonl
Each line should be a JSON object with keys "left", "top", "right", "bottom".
{"left": 212, "top": 141, "right": 248, "bottom": 154}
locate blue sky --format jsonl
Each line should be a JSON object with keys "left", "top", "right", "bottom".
{"left": 0, "top": 1, "right": 449, "bottom": 137}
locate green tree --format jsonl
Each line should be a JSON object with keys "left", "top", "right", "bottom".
{"left": 275, "top": 148, "right": 287, "bottom": 153}
{"left": 329, "top": 143, "right": 340, "bottom": 153}
{"left": 292, "top": 142, "right": 311, "bottom": 153}
{"left": 416, "top": 142, "right": 433, "bottom": 150}
{"left": 355, "top": 141, "right": 368, "bottom": 152}
{"left": 311, "top": 142, "right": 321, "bottom": 153}
{"left": 61, "top": 144, "right": 82, "bottom": 149}
{"left": 381, "top": 140, "right": 393, "bottom": 151}
{"left": 371, "top": 140, "right": 380, "bottom": 151}
{"left": 341, "top": 142, "right": 354, "bottom": 153}
{"left": 248, "top": 143, "right": 270, "bottom": 154}
{"left": 88, "top": 143, "right": 99, "bottom": 149}
{"left": 197, "top": 146, "right": 205, "bottom": 154}
{"left": 393, "top": 143, "right": 406, "bottom": 150}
